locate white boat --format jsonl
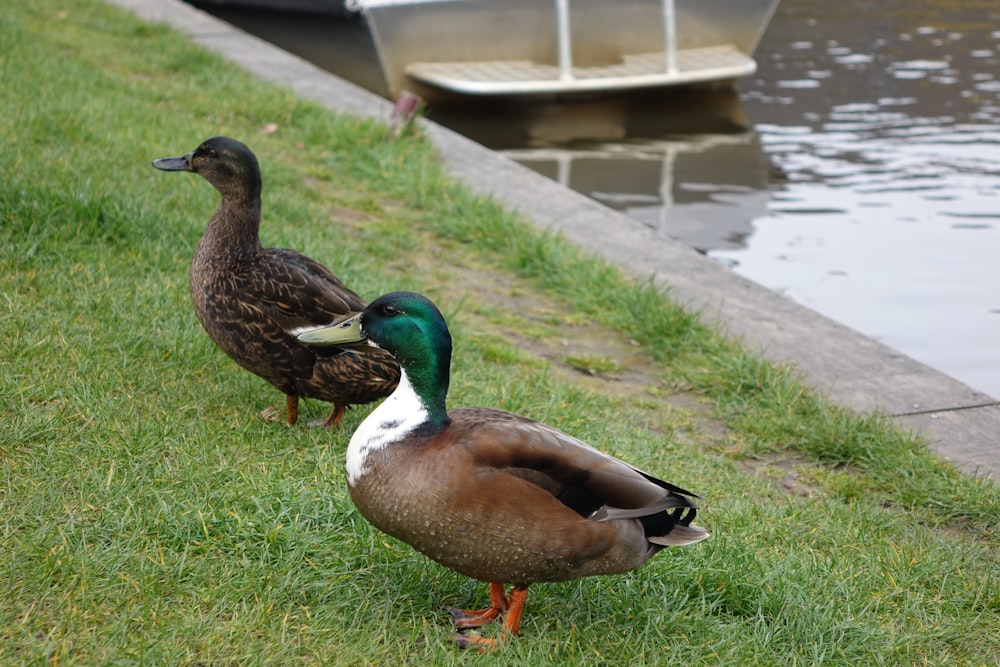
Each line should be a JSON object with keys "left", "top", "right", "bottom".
{"left": 348, "top": 0, "right": 780, "bottom": 100}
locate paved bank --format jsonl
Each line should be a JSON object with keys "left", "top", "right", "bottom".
{"left": 108, "top": 0, "right": 998, "bottom": 480}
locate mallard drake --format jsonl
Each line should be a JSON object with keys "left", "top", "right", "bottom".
{"left": 152, "top": 136, "right": 399, "bottom": 426}
{"left": 297, "top": 291, "right": 708, "bottom": 648}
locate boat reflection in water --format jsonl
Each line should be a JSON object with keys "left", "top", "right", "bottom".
{"left": 431, "top": 88, "right": 774, "bottom": 253}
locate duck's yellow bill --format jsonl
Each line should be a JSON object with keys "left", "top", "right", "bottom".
{"left": 296, "top": 315, "right": 364, "bottom": 347}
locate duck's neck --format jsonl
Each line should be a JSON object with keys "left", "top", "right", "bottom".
{"left": 344, "top": 314, "right": 454, "bottom": 485}
{"left": 199, "top": 192, "right": 263, "bottom": 258}
{"left": 400, "top": 346, "right": 451, "bottom": 432}
{"left": 346, "top": 367, "right": 449, "bottom": 484}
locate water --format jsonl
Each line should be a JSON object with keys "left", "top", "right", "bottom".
{"left": 724, "top": 0, "right": 1000, "bottom": 399}
{"left": 193, "top": 0, "right": 1000, "bottom": 398}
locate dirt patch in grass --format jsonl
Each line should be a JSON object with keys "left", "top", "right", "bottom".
{"left": 740, "top": 454, "right": 827, "bottom": 498}
{"left": 441, "top": 264, "right": 657, "bottom": 382}
{"left": 413, "top": 253, "right": 732, "bottom": 443}
{"left": 331, "top": 204, "right": 733, "bottom": 461}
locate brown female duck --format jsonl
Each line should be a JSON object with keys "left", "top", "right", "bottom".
{"left": 297, "top": 291, "right": 708, "bottom": 648}
{"left": 152, "top": 136, "right": 399, "bottom": 426}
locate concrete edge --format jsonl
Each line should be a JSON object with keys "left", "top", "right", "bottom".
{"left": 106, "top": 0, "right": 998, "bottom": 481}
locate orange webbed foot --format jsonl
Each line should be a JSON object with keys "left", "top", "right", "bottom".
{"left": 259, "top": 406, "right": 283, "bottom": 423}
{"left": 450, "top": 584, "right": 529, "bottom": 650}
{"left": 447, "top": 582, "right": 507, "bottom": 629}
{"left": 452, "top": 631, "right": 502, "bottom": 651}
{"left": 260, "top": 397, "right": 297, "bottom": 426}
{"left": 448, "top": 606, "right": 503, "bottom": 629}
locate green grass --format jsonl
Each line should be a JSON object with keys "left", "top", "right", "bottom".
{"left": 2, "top": 1, "right": 999, "bottom": 665}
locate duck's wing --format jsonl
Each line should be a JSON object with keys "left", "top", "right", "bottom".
{"left": 448, "top": 407, "right": 700, "bottom": 521}
{"left": 199, "top": 249, "right": 366, "bottom": 383}
{"left": 253, "top": 248, "right": 368, "bottom": 332}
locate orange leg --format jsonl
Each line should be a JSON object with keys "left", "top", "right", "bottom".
{"left": 309, "top": 402, "right": 346, "bottom": 429}
{"left": 503, "top": 587, "right": 529, "bottom": 636}
{"left": 452, "top": 584, "right": 529, "bottom": 650}
{"left": 285, "top": 394, "right": 299, "bottom": 425}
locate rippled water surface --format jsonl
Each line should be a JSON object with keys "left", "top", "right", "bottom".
{"left": 722, "top": 0, "right": 1000, "bottom": 398}
{"left": 195, "top": 0, "right": 1000, "bottom": 397}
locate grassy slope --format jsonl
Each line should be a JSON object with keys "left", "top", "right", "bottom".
{"left": 1, "top": 2, "right": 998, "bottom": 665}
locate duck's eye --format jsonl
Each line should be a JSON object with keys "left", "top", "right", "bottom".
{"left": 382, "top": 304, "right": 400, "bottom": 316}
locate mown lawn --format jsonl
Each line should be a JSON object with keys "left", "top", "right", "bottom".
{"left": 1, "top": 2, "right": 998, "bottom": 665}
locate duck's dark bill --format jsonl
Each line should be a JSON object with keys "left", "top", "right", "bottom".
{"left": 297, "top": 315, "right": 365, "bottom": 347}
{"left": 151, "top": 155, "right": 191, "bottom": 172}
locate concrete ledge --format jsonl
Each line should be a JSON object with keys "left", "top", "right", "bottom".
{"left": 107, "top": 0, "right": 998, "bottom": 480}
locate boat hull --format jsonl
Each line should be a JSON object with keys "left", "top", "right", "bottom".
{"left": 353, "top": 0, "right": 780, "bottom": 100}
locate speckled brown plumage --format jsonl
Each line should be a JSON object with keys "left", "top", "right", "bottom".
{"left": 351, "top": 406, "right": 703, "bottom": 587}
{"left": 153, "top": 136, "right": 399, "bottom": 425}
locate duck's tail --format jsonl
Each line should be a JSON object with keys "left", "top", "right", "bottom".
{"left": 648, "top": 523, "right": 710, "bottom": 546}
{"left": 645, "top": 506, "right": 710, "bottom": 547}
